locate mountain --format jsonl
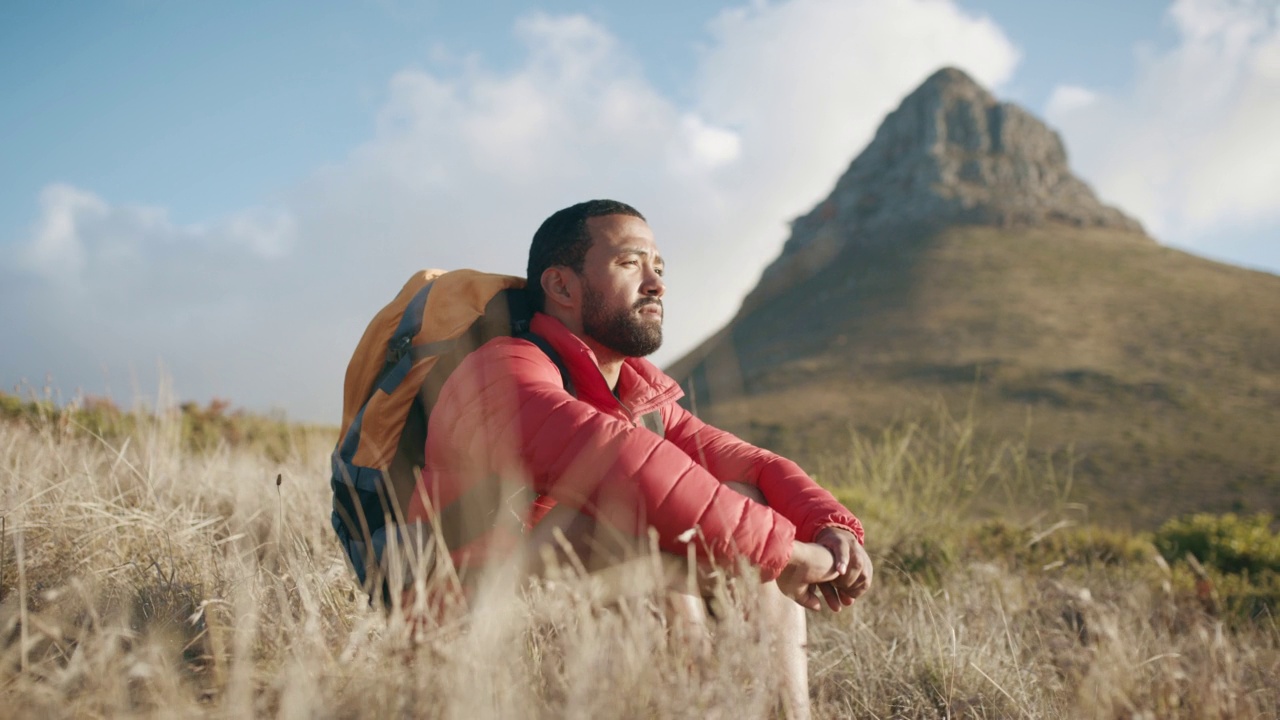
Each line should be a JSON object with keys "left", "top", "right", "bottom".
{"left": 668, "top": 67, "right": 1280, "bottom": 527}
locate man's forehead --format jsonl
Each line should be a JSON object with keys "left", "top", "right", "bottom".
{"left": 586, "top": 214, "right": 660, "bottom": 254}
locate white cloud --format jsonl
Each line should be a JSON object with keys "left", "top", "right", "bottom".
{"left": 1045, "top": 0, "right": 1280, "bottom": 247}
{"left": 20, "top": 184, "right": 297, "bottom": 289}
{"left": 1045, "top": 85, "right": 1098, "bottom": 116}
{"left": 21, "top": 184, "right": 107, "bottom": 280}
{"left": 676, "top": 114, "right": 742, "bottom": 172}
{"left": 225, "top": 208, "right": 297, "bottom": 259}
{"left": 3, "top": 1, "right": 1019, "bottom": 420}
{"left": 3, "top": 184, "right": 300, "bottom": 412}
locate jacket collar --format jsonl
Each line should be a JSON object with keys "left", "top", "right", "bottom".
{"left": 530, "top": 312, "right": 684, "bottom": 415}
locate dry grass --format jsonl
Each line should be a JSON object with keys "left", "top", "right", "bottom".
{"left": 2, "top": 404, "right": 1278, "bottom": 718}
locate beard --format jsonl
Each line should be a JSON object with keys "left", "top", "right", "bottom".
{"left": 581, "top": 281, "right": 663, "bottom": 358}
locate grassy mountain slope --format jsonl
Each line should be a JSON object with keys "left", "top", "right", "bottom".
{"left": 670, "top": 225, "right": 1280, "bottom": 527}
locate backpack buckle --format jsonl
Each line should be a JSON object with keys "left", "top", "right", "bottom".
{"left": 386, "top": 335, "right": 412, "bottom": 364}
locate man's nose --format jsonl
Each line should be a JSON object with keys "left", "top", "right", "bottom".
{"left": 643, "top": 267, "right": 665, "bottom": 297}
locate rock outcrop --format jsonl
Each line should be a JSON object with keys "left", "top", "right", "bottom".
{"left": 666, "top": 67, "right": 1280, "bottom": 528}
{"left": 743, "top": 67, "right": 1147, "bottom": 311}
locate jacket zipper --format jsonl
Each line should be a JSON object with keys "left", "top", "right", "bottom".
{"left": 616, "top": 397, "right": 639, "bottom": 426}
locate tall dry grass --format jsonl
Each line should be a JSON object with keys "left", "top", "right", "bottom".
{"left": 2, "top": 402, "right": 1277, "bottom": 718}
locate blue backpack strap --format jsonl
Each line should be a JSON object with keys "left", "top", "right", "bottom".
{"left": 520, "top": 326, "right": 662, "bottom": 438}
{"left": 505, "top": 285, "right": 534, "bottom": 335}
{"left": 332, "top": 279, "right": 438, "bottom": 589}
{"left": 519, "top": 331, "right": 575, "bottom": 398}
{"left": 639, "top": 410, "right": 665, "bottom": 438}
{"left": 333, "top": 278, "right": 437, "bottom": 482}
{"left": 522, "top": 330, "right": 663, "bottom": 438}
{"left": 385, "top": 280, "right": 435, "bottom": 365}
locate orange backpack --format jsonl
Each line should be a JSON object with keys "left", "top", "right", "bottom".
{"left": 329, "top": 269, "right": 569, "bottom": 593}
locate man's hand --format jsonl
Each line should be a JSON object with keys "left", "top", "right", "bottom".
{"left": 814, "top": 526, "right": 873, "bottom": 611}
{"left": 777, "top": 541, "right": 840, "bottom": 611}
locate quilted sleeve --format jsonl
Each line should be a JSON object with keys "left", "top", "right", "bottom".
{"left": 433, "top": 339, "right": 798, "bottom": 580}
{"left": 661, "top": 402, "right": 864, "bottom": 545}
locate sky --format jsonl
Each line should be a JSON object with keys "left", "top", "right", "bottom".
{"left": 2, "top": 0, "right": 1277, "bottom": 422}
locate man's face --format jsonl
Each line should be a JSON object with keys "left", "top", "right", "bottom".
{"left": 577, "top": 214, "right": 666, "bottom": 358}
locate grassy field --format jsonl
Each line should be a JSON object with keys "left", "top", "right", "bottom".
{"left": 670, "top": 225, "right": 1280, "bottom": 529}
{"left": 2, "top": 397, "right": 1278, "bottom": 718}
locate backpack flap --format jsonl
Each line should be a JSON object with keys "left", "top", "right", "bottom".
{"left": 345, "top": 270, "right": 525, "bottom": 471}
{"left": 339, "top": 269, "right": 445, "bottom": 442}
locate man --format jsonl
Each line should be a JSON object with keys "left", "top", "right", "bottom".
{"left": 405, "top": 199, "right": 871, "bottom": 715}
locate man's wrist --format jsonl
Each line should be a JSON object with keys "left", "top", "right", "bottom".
{"left": 786, "top": 539, "right": 806, "bottom": 569}
{"left": 817, "top": 524, "right": 862, "bottom": 544}
{"left": 787, "top": 540, "right": 835, "bottom": 570}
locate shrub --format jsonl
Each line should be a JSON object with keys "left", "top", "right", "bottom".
{"left": 0, "top": 389, "right": 332, "bottom": 461}
{"left": 1153, "top": 513, "right": 1280, "bottom": 576}
{"left": 967, "top": 519, "right": 1154, "bottom": 569}
{"left": 1153, "top": 513, "right": 1280, "bottom": 623}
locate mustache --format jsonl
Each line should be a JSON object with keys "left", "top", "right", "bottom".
{"left": 634, "top": 298, "right": 663, "bottom": 311}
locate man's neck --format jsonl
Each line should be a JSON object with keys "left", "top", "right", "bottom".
{"left": 540, "top": 309, "right": 625, "bottom": 390}
{"left": 583, "top": 337, "right": 625, "bottom": 390}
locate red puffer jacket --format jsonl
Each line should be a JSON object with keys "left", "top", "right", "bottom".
{"left": 405, "top": 312, "right": 863, "bottom": 582}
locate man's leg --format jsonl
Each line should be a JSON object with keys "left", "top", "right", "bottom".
{"left": 526, "top": 486, "right": 812, "bottom": 720}
{"left": 527, "top": 484, "right": 808, "bottom": 712}
{"left": 722, "top": 482, "right": 811, "bottom": 720}
{"left": 523, "top": 500, "right": 699, "bottom": 602}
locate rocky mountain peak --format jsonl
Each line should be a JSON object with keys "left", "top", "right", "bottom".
{"left": 743, "top": 66, "right": 1147, "bottom": 311}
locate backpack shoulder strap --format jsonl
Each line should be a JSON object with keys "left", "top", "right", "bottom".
{"left": 639, "top": 409, "right": 665, "bottom": 438}
{"left": 518, "top": 329, "right": 664, "bottom": 439}
{"left": 517, "top": 331, "right": 576, "bottom": 398}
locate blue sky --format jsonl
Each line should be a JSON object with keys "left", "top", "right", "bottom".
{"left": 2, "top": 0, "right": 1277, "bottom": 420}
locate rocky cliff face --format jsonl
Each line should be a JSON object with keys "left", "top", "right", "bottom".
{"left": 743, "top": 67, "right": 1147, "bottom": 311}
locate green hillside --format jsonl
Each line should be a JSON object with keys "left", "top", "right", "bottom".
{"left": 670, "top": 225, "right": 1280, "bottom": 527}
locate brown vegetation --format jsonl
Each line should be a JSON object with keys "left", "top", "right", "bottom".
{"left": 1, "top": 399, "right": 1278, "bottom": 717}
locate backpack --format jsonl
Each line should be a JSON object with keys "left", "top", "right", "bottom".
{"left": 331, "top": 270, "right": 544, "bottom": 594}
{"left": 330, "top": 268, "right": 665, "bottom": 602}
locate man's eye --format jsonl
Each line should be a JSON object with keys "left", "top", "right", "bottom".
{"left": 655, "top": 268, "right": 665, "bottom": 277}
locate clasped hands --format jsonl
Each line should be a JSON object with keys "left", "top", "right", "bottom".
{"left": 777, "top": 527, "right": 873, "bottom": 611}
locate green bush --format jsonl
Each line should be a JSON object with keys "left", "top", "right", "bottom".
{"left": 0, "top": 392, "right": 58, "bottom": 423}
{"left": 1153, "top": 513, "right": 1280, "bottom": 576}
{"left": 0, "top": 392, "right": 24, "bottom": 417}
{"left": 967, "top": 519, "right": 1153, "bottom": 569}
{"left": 1153, "top": 513, "right": 1280, "bottom": 623}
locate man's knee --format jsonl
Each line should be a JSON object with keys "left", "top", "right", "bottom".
{"left": 525, "top": 503, "right": 659, "bottom": 576}
{"left": 525, "top": 484, "right": 768, "bottom": 592}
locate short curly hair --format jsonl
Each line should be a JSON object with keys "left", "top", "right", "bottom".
{"left": 526, "top": 200, "right": 646, "bottom": 312}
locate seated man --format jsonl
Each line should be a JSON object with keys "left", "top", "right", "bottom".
{"left": 405, "top": 199, "right": 872, "bottom": 716}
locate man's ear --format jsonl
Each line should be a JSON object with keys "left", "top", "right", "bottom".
{"left": 540, "top": 266, "right": 577, "bottom": 310}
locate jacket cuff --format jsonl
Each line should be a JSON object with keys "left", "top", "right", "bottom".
{"left": 804, "top": 514, "right": 865, "bottom": 545}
